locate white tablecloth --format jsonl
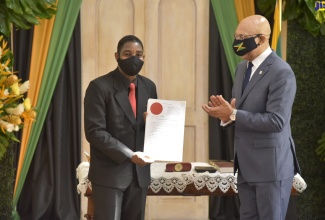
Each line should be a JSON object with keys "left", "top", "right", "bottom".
{"left": 76, "top": 162, "right": 307, "bottom": 195}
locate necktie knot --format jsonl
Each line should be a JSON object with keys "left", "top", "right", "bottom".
{"left": 129, "top": 82, "right": 135, "bottom": 90}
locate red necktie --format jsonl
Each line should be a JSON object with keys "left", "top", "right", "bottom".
{"left": 129, "top": 83, "right": 136, "bottom": 118}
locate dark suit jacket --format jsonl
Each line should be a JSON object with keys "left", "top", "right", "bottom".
{"left": 232, "top": 51, "right": 301, "bottom": 183}
{"left": 84, "top": 68, "right": 157, "bottom": 189}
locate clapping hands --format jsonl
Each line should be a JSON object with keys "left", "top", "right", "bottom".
{"left": 202, "top": 95, "right": 236, "bottom": 122}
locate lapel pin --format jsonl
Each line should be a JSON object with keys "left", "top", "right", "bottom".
{"left": 259, "top": 71, "right": 263, "bottom": 75}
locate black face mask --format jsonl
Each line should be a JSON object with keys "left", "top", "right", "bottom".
{"left": 117, "top": 56, "right": 144, "bottom": 76}
{"left": 232, "top": 34, "right": 260, "bottom": 56}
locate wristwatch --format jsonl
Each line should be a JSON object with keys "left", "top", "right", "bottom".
{"left": 230, "top": 109, "right": 237, "bottom": 121}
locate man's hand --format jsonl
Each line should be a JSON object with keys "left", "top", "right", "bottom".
{"left": 131, "top": 151, "right": 154, "bottom": 166}
{"left": 202, "top": 95, "right": 233, "bottom": 122}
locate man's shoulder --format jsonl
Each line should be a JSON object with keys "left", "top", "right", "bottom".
{"left": 237, "top": 60, "right": 247, "bottom": 68}
{"left": 238, "top": 60, "right": 247, "bottom": 65}
{"left": 268, "top": 52, "right": 292, "bottom": 70}
{"left": 90, "top": 70, "right": 116, "bottom": 84}
{"left": 87, "top": 70, "right": 117, "bottom": 93}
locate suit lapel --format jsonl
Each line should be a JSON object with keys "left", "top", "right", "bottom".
{"left": 137, "top": 76, "right": 150, "bottom": 117}
{"left": 237, "top": 53, "right": 275, "bottom": 107}
{"left": 113, "top": 72, "right": 137, "bottom": 126}
{"left": 234, "top": 63, "right": 246, "bottom": 100}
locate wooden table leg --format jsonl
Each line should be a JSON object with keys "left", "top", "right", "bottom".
{"left": 84, "top": 186, "right": 94, "bottom": 220}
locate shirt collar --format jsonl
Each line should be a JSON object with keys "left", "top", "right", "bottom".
{"left": 116, "top": 68, "right": 138, "bottom": 89}
{"left": 251, "top": 46, "right": 272, "bottom": 69}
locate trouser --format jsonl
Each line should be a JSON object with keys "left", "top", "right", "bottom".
{"left": 92, "top": 170, "right": 147, "bottom": 220}
{"left": 237, "top": 173, "right": 293, "bottom": 220}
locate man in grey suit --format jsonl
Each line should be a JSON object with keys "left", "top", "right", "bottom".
{"left": 202, "top": 15, "right": 300, "bottom": 220}
{"left": 84, "top": 35, "right": 157, "bottom": 220}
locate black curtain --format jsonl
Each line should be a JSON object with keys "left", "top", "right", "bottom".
{"left": 12, "top": 27, "right": 34, "bottom": 174}
{"left": 208, "top": 2, "right": 240, "bottom": 220}
{"left": 12, "top": 28, "right": 33, "bottom": 80}
{"left": 15, "top": 15, "right": 82, "bottom": 220}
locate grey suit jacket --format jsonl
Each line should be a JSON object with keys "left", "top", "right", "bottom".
{"left": 233, "top": 51, "right": 301, "bottom": 182}
{"left": 84, "top": 69, "right": 157, "bottom": 189}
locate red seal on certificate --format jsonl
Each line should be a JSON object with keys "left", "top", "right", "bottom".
{"left": 150, "top": 102, "right": 163, "bottom": 115}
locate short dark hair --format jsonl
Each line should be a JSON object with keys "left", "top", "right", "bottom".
{"left": 117, "top": 35, "right": 144, "bottom": 56}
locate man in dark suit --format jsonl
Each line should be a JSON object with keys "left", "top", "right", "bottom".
{"left": 84, "top": 35, "right": 157, "bottom": 220}
{"left": 202, "top": 15, "right": 300, "bottom": 220}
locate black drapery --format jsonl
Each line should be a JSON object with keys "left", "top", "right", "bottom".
{"left": 12, "top": 27, "right": 34, "bottom": 173}
{"left": 14, "top": 15, "right": 82, "bottom": 220}
{"left": 12, "top": 28, "right": 33, "bottom": 80}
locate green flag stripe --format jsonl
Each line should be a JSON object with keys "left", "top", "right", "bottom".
{"left": 211, "top": 0, "right": 242, "bottom": 80}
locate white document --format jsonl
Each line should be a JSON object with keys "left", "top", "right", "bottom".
{"left": 143, "top": 99, "right": 186, "bottom": 162}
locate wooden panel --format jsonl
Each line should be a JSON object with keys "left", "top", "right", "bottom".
{"left": 159, "top": 0, "right": 196, "bottom": 110}
{"left": 97, "top": 0, "right": 135, "bottom": 75}
{"left": 183, "top": 126, "right": 195, "bottom": 162}
{"left": 146, "top": 196, "right": 208, "bottom": 220}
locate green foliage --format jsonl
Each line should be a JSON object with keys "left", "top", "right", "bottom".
{"left": 0, "top": 132, "right": 10, "bottom": 161}
{"left": 257, "top": 0, "right": 325, "bottom": 36}
{"left": 0, "top": 36, "right": 13, "bottom": 69}
{"left": 287, "top": 20, "right": 325, "bottom": 219}
{"left": 0, "top": 0, "right": 57, "bottom": 36}
{"left": 0, "top": 142, "right": 14, "bottom": 219}
{"left": 0, "top": 130, "right": 19, "bottom": 161}
{"left": 257, "top": 0, "right": 276, "bottom": 18}
{"left": 316, "top": 132, "right": 325, "bottom": 161}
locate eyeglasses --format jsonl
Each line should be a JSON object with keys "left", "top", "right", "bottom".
{"left": 233, "top": 34, "right": 261, "bottom": 40}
